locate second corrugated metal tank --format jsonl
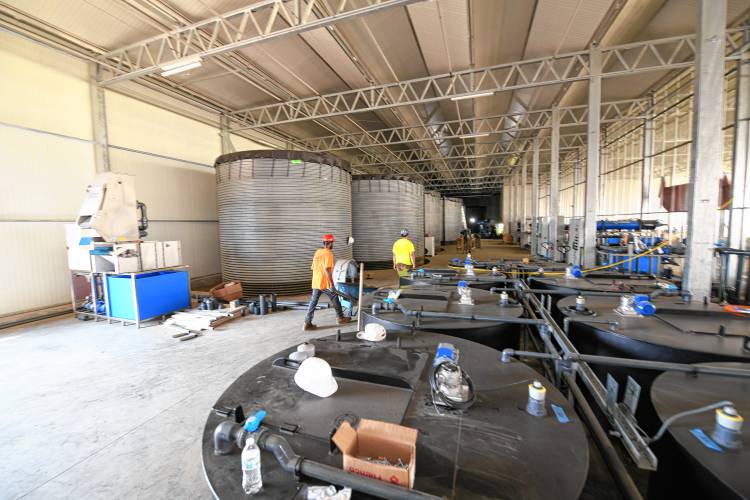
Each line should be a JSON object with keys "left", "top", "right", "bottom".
{"left": 424, "top": 190, "right": 443, "bottom": 241}
{"left": 443, "top": 196, "right": 466, "bottom": 243}
{"left": 352, "top": 175, "right": 424, "bottom": 266}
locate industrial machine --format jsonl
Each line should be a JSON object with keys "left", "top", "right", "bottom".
{"left": 67, "top": 172, "right": 187, "bottom": 324}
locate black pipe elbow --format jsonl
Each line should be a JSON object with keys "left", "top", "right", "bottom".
{"left": 257, "top": 431, "right": 302, "bottom": 475}
{"left": 213, "top": 421, "right": 243, "bottom": 455}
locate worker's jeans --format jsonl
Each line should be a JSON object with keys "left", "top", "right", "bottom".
{"left": 305, "top": 288, "right": 343, "bottom": 324}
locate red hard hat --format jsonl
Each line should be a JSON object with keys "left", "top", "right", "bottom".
{"left": 322, "top": 234, "right": 335, "bottom": 242}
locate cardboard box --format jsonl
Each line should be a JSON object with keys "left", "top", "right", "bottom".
{"left": 332, "top": 419, "right": 417, "bottom": 489}
{"left": 210, "top": 282, "right": 243, "bottom": 302}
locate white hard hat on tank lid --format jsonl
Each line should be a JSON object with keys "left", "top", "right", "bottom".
{"left": 294, "top": 357, "right": 338, "bottom": 398}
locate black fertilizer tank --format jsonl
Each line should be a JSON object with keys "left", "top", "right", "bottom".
{"left": 361, "top": 285, "right": 524, "bottom": 350}
{"left": 202, "top": 330, "right": 590, "bottom": 499}
{"left": 648, "top": 362, "right": 750, "bottom": 499}
{"left": 558, "top": 295, "right": 750, "bottom": 432}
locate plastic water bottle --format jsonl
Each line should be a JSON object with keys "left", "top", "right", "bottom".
{"left": 241, "top": 436, "right": 262, "bottom": 495}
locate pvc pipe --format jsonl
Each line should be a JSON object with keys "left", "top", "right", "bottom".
{"left": 394, "top": 303, "right": 545, "bottom": 325}
{"left": 501, "top": 349, "right": 750, "bottom": 380}
{"left": 564, "top": 373, "right": 644, "bottom": 500}
{"left": 357, "top": 262, "right": 365, "bottom": 331}
{"left": 256, "top": 431, "right": 440, "bottom": 500}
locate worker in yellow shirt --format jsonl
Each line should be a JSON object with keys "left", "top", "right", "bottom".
{"left": 392, "top": 228, "right": 416, "bottom": 277}
{"left": 304, "top": 234, "right": 351, "bottom": 331}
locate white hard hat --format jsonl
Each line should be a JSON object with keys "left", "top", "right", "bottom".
{"left": 356, "top": 323, "right": 387, "bottom": 342}
{"left": 294, "top": 357, "right": 338, "bottom": 398}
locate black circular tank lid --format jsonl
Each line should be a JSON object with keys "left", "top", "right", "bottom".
{"left": 651, "top": 362, "right": 750, "bottom": 498}
{"left": 362, "top": 285, "right": 524, "bottom": 331}
{"left": 202, "top": 330, "right": 589, "bottom": 500}
{"left": 558, "top": 295, "right": 750, "bottom": 359}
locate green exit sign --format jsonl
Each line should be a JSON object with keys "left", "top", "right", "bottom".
{"left": 291, "top": 159, "right": 303, "bottom": 165}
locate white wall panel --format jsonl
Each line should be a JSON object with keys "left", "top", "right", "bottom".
{"left": 229, "top": 134, "right": 267, "bottom": 152}
{"left": 108, "top": 148, "right": 216, "bottom": 221}
{"left": 0, "top": 31, "right": 92, "bottom": 139}
{"left": 0, "top": 126, "right": 95, "bottom": 219}
{"left": 106, "top": 91, "right": 221, "bottom": 165}
{"left": 146, "top": 221, "right": 220, "bottom": 279}
{"left": 0, "top": 222, "right": 70, "bottom": 316}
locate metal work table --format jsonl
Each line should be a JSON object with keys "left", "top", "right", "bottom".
{"left": 202, "top": 330, "right": 589, "bottom": 499}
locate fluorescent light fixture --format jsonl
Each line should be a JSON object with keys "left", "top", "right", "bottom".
{"left": 458, "top": 132, "right": 490, "bottom": 139}
{"left": 450, "top": 91, "right": 495, "bottom": 102}
{"left": 161, "top": 56, "right": 203, "bottom": 77}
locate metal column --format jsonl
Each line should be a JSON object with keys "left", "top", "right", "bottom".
{"left": 641, "top": 93, "right": 655, "bottom": 219}
{"left": 684, "top": 0, "right": 727, "bottom": 300}
{"left": 219, "top": 114, "right": 236, "bottom": 155}
{"left": 730, "top": 47, "right": 750, "bottom": 250}
{"left": 570, "top": 149, "right": 581, "bottom": 218}
{"left": 506, "top": 173, "right": 516, "bottom": 238}
{"left": 531, "top": 138, "right": 540, "bottom": 255}
{"left": 550, "top": 107, "right": 561, "bottom": 260}
{"left": 584, "top": 44, "right": 602, "bottom": 268}
{"left": 90, "top": 64, "right": 110, "bottom": 173}
{"left": 521, "top": 160, "right": 527, "bottom": 245}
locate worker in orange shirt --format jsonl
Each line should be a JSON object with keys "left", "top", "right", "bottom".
{"left": 304, "top": 234, "right": 351, "bottom": 331}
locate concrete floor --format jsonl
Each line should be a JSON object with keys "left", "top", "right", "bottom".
{"left": 1, "top": 241, "right": 531, "bottom": 499}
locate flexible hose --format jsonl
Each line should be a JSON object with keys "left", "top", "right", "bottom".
{"left": 649, "top": 400, "right": 733, "bottom": 443}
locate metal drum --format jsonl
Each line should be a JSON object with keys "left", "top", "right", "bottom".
{"left": 558, "top": 295, "right": 750, "bottom": 432}
{"left": 361, "top": 285, "right": 524, "bottom": 350}
{"left": 424, "top": 190, "right": 443, "bottom": 241}
{"left": 443, "top": 197, "right": 465, "bottom": 243}
{"left": 352, "top": 175, "right": 424, "bottom": 267}
{"left": 400, "top": 268, "right": 509, "bottom": 290}
{"left": 649, "top": 363, "right": 750, "bottom": 499}
{"left": 202, "top": 330, "right": 589, "bottom": 500}
{"left": 215, "top": 151, "right": 352, "bottom": 295}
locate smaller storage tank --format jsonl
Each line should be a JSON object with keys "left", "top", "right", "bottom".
{"left": 443, "top": 196, "right": 466, "bottom": 243}
{"left": 351, "top": 175, "right": 424, "bottom": 267}
{"left": 424, "top": 190, "right": 443, "bottom": 240}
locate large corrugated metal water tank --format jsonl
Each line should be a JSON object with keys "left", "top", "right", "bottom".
{"left": 443, "top": 197, "right": 466, "bottom": 242}
{"left": 424, "top": 190, "right": 443, "bottom": 240}
{"left": 352, "top": 175, "right": 424, "bottom": 266}
{"left": 215, "top": 151, "right": 352, "bottom": 295}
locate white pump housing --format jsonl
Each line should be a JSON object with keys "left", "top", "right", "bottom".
{"left": 75, "top": 172, "right": 139, "bottom": 242}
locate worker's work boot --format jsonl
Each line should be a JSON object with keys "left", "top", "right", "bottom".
{"left": 303, "top": 322, "right": 317, "bottom": 331}
{"left": 336, "top": 317, "right": 352, "bottom": 325}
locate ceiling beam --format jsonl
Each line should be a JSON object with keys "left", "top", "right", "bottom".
{"left": 228, "top": 28, "right": 748, "bottom": 128}
{"left": 348, "top": 133, "right": 585, "bottom": 166}
{"left": 97, "top": 0, "right": 423, "bottom": 85}
{"left": 265, "top": 99, "right": 648, "bottom": 150}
